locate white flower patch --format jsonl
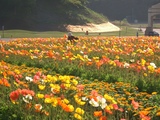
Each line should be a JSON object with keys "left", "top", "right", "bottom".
{"left": 25, "top": 76, "right": 33, "bottom": 82}
{"left": 83, "top": 55, "right": 88, "bottom": 59}
{"left": 81, "top": 97, "right": 88, "bottom": 101}
{"left": 23, "top": 94, "right": 32, "bottom": 103}
{"left": 150, "top": 63, "right": 157, "bottom": 68}
{"left": 130, "top": 59, "right": 135, "bottom": 63}
{"left": 89, "top": 98, "right": 99, "bottom": 107}
{"left": 123, "top": 62, "right": 130, "bottom": 68}
{"left": 89, "top": 96, "right": 107, "bottom": 109}
{"left": 80, "top": 51, "right": 84, "bottom": 54}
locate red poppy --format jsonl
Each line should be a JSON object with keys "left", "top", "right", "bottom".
{"left": 10, "top": 90, "right": 20, "bottom": 101}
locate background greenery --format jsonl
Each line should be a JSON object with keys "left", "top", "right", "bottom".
{"left": 0, "top": 0, "right": 160, "bottom": 31}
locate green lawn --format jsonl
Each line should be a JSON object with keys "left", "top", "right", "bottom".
{"left": 0, "top": 25, "right": 144, "bottom": 38}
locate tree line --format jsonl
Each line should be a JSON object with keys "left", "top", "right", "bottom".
{"left": 88, "top": 0, "right": 160, "bottom": 22}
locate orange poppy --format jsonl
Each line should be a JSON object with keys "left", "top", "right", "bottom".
{"left": 96, "top": 60, "right": 104, "bottom": 69}
{"left": 7, "top": 71, "right": 15, "bottom": 76}
{"left": 2, "top": 72, "right": 7, "bottom": 77}
{"left": 94, "top": 111, "right": 103, "bottom": 117}
{"left": 99, "top": 116, "right": 107, "bottom": 120}
{"left": 42, "top": 110, "right": 49, "bottom": 116}
{"left": 34, "top": 104, "right": 42, "bottom": 112}
{"left": 86, "top": 61, "right": 93, "bottom": 66}
{"left": 155, "top": 68, "right": 160, "bottom": 74}
{"left": 139, "top": 111, "right": 149, "bottom": 116}
{"left": 25, "top": 103, "right": 32, "bottom": 110}
{"left": 47, "top": 50, "right": 54, "bottom": 58}
{"left": 0, "top": 78, "right": 11, "bottom": 87}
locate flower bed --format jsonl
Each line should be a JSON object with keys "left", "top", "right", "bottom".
{"left": 0, "top": 36, "right": 160, "bottom": 120}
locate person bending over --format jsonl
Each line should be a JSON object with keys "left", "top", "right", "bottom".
{"left": 67, "top": 32, "right": 78, "bottom": 44}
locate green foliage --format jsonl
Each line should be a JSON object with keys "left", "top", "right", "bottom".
{"left": 0, "top": 103, "right": 23, "bottom": 120}
{"left": 106, "top": 75, "right": 118, "bottom": 83}
{"left": 88, "top": 0, "right": 160, "bottom": 22}
{"left": 0, "top": 0, "right": 36, "bottom": 18}
{"left": 62, "top": 0, "right": 88, "bottom": 6}
{"left": 0, "top": 0, "right": 107, "bottom": 31}
{"left": 136, "top": 79, "right": 146, "bottom": 92}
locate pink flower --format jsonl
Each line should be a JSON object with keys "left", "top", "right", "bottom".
{"left": 36, "top": 71, "right": 42, "bottom": 76}
{"left": 131, "top": 99, "right": 139, "bottom": 109}
{"left": 33, "top": 75, "right": 40, "bottom": 83}
{"left": 77, "top": 84, "right": 84, "bottom": 91}
{"left": 113, "top": 104, "right": 119, "bottom": 110}
{"left": 44, "top": 94, "right": 51, "bottom": 98}
{"left": 118, "top": 108, "right": 124, "bottom": 112}
{"left": 91, "top": 90, "right": 98, "bottom": 97}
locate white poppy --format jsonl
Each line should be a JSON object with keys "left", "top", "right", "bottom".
{"left": 89, "top": 98, "right": 99, "bottom": 107}
{"left": 150, "top": 63, "right": 157, "bottom": 68}
{"left": 23, "top": 94, "right": 32, "bottom": 103}
{"left": 25, "top": 76, "right": 33, "bottom": 82}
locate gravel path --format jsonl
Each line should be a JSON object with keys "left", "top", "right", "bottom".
{"left": 0, "top": 38, "right": 15, "bottom": 41}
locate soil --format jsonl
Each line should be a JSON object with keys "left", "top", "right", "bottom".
{"left": 66, "top": 22, "right": 120, "bottom": 33}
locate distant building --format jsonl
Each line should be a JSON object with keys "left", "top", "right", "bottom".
{"left": 145, "top": 3, "right": 160, "bottom": 35}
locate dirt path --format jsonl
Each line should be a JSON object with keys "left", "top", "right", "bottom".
{"left": 0, "top": 38, "right": 14, "bottom": 41}
{"left": 66, "top": 22, "right": 120, "bottom": 33}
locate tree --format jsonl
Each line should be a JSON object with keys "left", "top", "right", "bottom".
{"left": 0, "top": 0, "right": 36, "bottom": 20}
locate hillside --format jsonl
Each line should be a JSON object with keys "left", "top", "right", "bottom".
{"left": 32, "top": 5, "right": 108, "bottom": 31}
{"left": 0, "top": 0, "right": 108, "bottom": 31}
{"left": 1, "top": 0, "right": 160, "bottom": 31}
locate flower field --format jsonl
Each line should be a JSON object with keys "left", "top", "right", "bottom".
{"left": 0, "top": 36, "right": 160, "bottom": 120}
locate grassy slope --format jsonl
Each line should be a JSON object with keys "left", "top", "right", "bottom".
{"left": 8, "top": 1, "right": 108, "bottom": 31}
{"left": 1, "top": 1, "right": 108, "bottom": 31}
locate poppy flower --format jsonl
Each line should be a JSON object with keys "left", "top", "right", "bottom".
{"left": 99, "top": 116, "right": 107, "bottom": 120}
{"left": 131, "top": 99, "right": 139, "bottom": 109}
{"left": 94, "top": 111, "right": 103, "bottom": 117}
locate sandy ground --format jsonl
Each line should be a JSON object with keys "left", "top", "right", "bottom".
{"left": 66, "top": 22, "right": 120, "bottom": 33}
